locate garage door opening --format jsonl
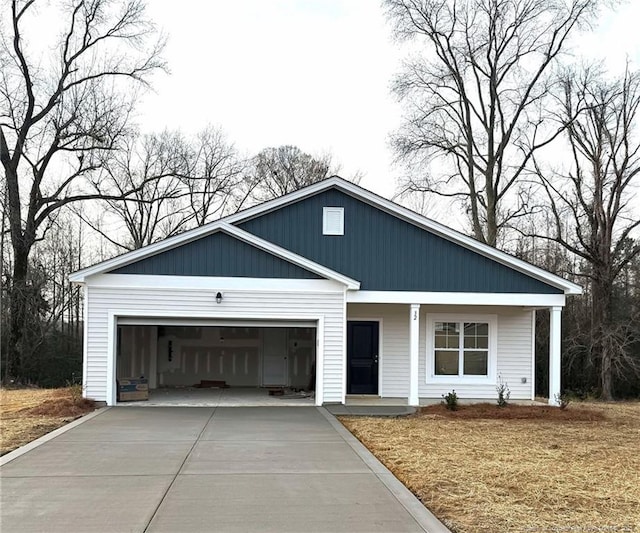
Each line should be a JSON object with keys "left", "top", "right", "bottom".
{"left": 116, "top": 324, "right": 317, "bottom": 406}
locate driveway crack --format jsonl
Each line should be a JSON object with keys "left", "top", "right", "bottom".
{"left": 142, "top": 407, "right": 217, "bottom": 532}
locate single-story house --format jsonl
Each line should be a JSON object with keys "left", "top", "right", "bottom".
{"left": 69, "top": 176, "right": 581, "bottom": 406}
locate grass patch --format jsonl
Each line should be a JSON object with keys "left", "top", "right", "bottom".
{"left": 1, "top": 386, "right": 96, "bottom": 456}
{"left": 340, "top": 402, "right": 640, "bottom": 533}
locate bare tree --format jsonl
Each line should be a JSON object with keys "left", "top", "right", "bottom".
{"left": 385, "top": 0, "right": 601, "bottom": 246}
{"left": 183, "top": 127, "right": 248, "bottom": 226}
{"left": 0, "top": 0, "right": 165, "bottom": 379}
{"left": 535, "top": 66, "right": 640, "bottom": 400}
{"left": 78, "top": 131, "right": 189, "bottom": 251}
{"left": 248, "top": 146, "right": 335, "bottom": 202}
{"left": 79, "top": 127, "right": 247, "bottom": 251}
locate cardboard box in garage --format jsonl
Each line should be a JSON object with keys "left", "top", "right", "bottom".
{"left": 117, "top": 378, "right": 149, "bottom": 401}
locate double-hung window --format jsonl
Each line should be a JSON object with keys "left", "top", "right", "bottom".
{"left": 427, "top": 314, "right": 497, "bottom": 382}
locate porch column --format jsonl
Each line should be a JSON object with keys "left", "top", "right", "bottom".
{"left": 548, "top": 306, "right": 562, "bottom": 406}
{"left": 409, "top": 304, "right": 420, "bottom": 406}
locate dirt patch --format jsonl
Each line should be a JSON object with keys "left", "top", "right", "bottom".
{"left": 340, "top": 402, "right": 640, "bottom": 533}
{"left": 416, "top": 402, "right": 606, "bottom": 421}
{"left": 1, "top": 387, "right": 96, "bottom": 456}
{"left": 25, "top": 397, "right": 96, "bottom": 418}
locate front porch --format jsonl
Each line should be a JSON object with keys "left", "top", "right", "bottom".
{"left": 346, "top": 302, "right": 563, "bottom": 406}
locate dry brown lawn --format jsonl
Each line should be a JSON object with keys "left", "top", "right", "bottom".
{"left": 0, "top": 387, "right": 96, "bottom": 456}
{"left": 340, "top": 402, "right": 640, "bottom": 533}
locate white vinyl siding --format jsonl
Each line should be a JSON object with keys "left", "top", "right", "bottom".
{"left": 348, "top": 304, "right": 533, "bottom": 400}
{"left": 494, "top": 310, "right": 535, "bottom": 400}
{"left": 84, "top": 276, "right": 345, "bottom": 404}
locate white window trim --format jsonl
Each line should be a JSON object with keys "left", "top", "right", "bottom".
{"left": 323, "top": 207, "right": 344, "bottom": 235}
{"left": 426, "top": 313, "right": 497, "bottom": 385}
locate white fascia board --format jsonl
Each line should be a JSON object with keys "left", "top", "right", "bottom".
{"left": 221, "top": 224, "right": 360, "bottom": 289}
{"left": 347, "top": 290, "right": 566, "bottom": 308}
{"left": 87, "top": 273, "right": 347, "bottom": 293}
{"left": 224, "top": 177, "right": 582, "bottom": 295}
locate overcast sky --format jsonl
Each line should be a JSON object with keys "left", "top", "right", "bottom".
{"left": 138, "top": 1, "right": 639, "bottom": 200}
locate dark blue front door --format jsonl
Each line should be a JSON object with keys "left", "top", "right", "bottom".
{"left": 347, "top": 321, "right": 379, "bottom": 394}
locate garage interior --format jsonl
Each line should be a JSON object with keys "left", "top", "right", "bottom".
{"left": 116, "top": 323, "right": 317, "bottom": 405}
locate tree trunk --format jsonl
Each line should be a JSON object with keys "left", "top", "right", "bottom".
{"left": 8, "top": 242, "right": 29, "bottom": 380}
{"left": 592, "top": 274, "right": 614, "bottom": 400}
{"left": 601, "top": 344, "right": 614, "bottom": 401}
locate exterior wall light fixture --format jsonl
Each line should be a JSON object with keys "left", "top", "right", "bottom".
{"left": 216, "top": 292, "right": 223, "bottom": 304}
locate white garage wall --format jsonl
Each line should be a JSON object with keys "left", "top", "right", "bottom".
{"left": 83, "top": 275, "right": 345, "bottom": 404}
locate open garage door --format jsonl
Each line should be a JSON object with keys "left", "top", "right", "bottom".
{"left": 115, "top": 319, "right": 317, "bottom": 404}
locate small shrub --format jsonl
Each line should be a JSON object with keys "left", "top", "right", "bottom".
{"left": 442, "top": 390, "right": 459, "bottom": 411}
{"left": 554, "top": 392, "right": 570, "bottom": 410}
{"left": 66, "top": 381, "right": 84, "bottom": 404}
{"left": 496, "top": 375, "right": 511, "bottom": 407}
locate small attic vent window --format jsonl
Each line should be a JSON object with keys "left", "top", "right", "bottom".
{"left": 323, "top": 207, "right": 344, "bottom": 236}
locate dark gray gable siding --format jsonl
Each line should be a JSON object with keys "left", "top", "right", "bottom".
{"left": 109, "top": 231, "right": 321, "bottom": 279}
{"left": 238, "top": 188, "right": 561, "bottom": 293}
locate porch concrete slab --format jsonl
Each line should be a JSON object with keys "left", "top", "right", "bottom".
{"left": 1, "top": 440, "right": 193, "bottom": 477}
{"left": 326, "top": 404, "right": 417, "bottom": 416}
{"left": 148, "top": 473, "right": 424, "bottom": 533}
{"left": 0, "top": 475, "right": 173, "bottom": 533}
{"left": 54, "top": 406, "right": 214, "bottom": 441}
{"left": 323, "top": 403, "right": 351, "bottom": 415}
{"left": 182, "top": 440, "right": 371, "bottom": 474}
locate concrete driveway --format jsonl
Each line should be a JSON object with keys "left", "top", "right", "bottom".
{"left": 0, "top": 407, "right": 447, "bottom": 532}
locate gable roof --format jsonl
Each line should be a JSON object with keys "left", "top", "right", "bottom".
{"left": 109, "top": 230, "right": 322, "bottom": 279}
{"left": 69, "top": 222, "right": 360, "bottom": 289}
{"left": 70, "top": 176, "right": 581, "bottom": 295}
{"left": 237, "top": 187, "right": 562, "bottom": 293}
{"left": 226, "top": 177, "right": 581, "bottom": 294}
